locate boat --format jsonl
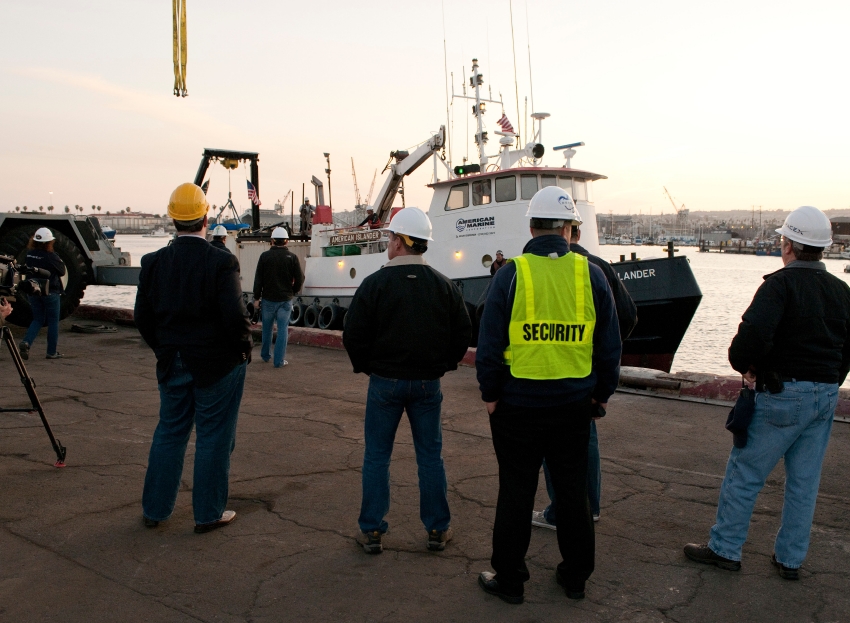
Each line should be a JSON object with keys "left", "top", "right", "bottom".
{"left": 287, "top": 59, "right": 702, "bottom": 372}
{"left": 844, "top": 264, "right": 850, "bottom": 273}
{"left": 142, "top": 227, "right": 170, "bottom": 238}
{"left": 101, "top": 225, "right": 116, "bottom": 240}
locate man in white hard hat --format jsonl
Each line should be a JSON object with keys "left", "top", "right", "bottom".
{"left": 19, "top": 227, "right": 67, "bottom": 360}
{"left": 533, "top": 215, "right": 638, "bottom": 530}
{"left": 253, "top": 226, "right": 303, "bottom": 367}
{"left": 475, "top": 186, "right": 621, "bottom": 603}
{"left": 343, "top": 207, "right": 472, "bottom": 555}
{"left": 210, "top": 225, "right": 231, "bottom": 254}
{"left": 685, "top": 205, "right": 850, "bottom": 580}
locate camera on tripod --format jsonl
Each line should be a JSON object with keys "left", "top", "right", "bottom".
{"left": 0, "top": 254, "right": 50, "bottom": 303}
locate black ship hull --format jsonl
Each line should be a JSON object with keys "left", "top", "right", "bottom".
{"left": 612, "top": 255, "right": 702, "bottom": 372}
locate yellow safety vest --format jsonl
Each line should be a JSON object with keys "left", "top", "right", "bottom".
{"left": 504, "top": 252, "right": 596, "bottom": 379}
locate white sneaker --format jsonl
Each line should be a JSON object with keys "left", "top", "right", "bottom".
{"left": 593, "top": 512, "right": 600, "bottom": 522}
{"left": 531, "top": 510, "right": 556, "bottom": 531}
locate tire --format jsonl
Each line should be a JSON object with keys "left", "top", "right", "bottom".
{"left": 289, "top": 302, "right": 306, "bottom": 326}
{"left": 303, "top": 304, "right": 320, "bottom": 328}
{"left": 318, "top": 304, "right": 346, "bottom": 330}
{"left": 0, "top": 226, "right": 91, "bottom": 327}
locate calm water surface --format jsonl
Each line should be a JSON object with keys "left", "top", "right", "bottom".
{"left": 84, "top": 236, "right": 850, "bottom": 382}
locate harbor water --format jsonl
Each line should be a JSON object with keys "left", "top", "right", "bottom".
{"left": 82, "top": 236, "right": 850, "bottom": 383}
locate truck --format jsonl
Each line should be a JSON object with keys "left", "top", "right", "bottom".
{"left": 0, "top": 212, "right": 136, "bottom": 326}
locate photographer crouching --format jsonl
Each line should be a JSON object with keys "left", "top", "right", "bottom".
{"left": 18, "top": 227, "right": 66, "bottom": 361}
{"left": 134, "top": 183, "right": 252, "bottom": 533}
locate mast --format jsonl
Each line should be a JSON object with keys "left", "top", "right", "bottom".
{"left": 471, "top": 59, "right": 487, "bottom": 167}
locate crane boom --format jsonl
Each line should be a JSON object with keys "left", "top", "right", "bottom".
{"left": 365, "top": 169, "right": 377, "bottom": 206}
{"left": 371, "top": 126, "right": 445, "bottom": 224}
{"left": 663, "top": 186, "right": 685, "bottom": 214}
{"left": 351, "top": 158, "right": 362, "bottom": 207}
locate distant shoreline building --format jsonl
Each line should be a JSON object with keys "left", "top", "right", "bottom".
{"left": 95, "top": 212, "right": 172, "bottom": 234}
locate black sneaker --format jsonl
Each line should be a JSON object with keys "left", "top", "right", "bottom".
{"left": 143, "top": 516, "right": 159, "bottom": 528}
{"left": 18, "top": 341, "right": 29, "bottom": 360}
{"left": 555, "top": 569, "right": 586, "bottom": 600}
{"left": 357, "top": 530, "right": 383, "bottom": 554}
{"left": 426, "top": 528, "right": 453, "bottom": 551}
{"left": 46, "top": 352, "right": 64, "bottom": 359}
{"left": 683, "top": 543, "right": 741, "bottom": 571}
{"left": 772, "top": 554, "right": 800, "bottom": 580}
{"left": 478, "top": 571, "right": 523, "bottom": 605}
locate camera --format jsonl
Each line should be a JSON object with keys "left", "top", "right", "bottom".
{"left": 0, "top": 254, "right": 49, "bottom": 302}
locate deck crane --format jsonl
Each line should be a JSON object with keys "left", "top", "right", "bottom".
{"left": 370, "top": 127, "right": 445, "bottom": 225}
{"left": 351, "top": 158, "right": 362, "bottom": 207}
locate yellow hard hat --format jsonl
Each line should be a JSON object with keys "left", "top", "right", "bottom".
{"left": 167, "top": 183, "right": 209, "bottom": 221}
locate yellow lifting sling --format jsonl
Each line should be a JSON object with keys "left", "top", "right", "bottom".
{"left": 172, "top": 0, "right": 188, "bottom": 97}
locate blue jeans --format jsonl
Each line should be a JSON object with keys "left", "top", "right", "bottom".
{"left": 23, "top": 293, "right": 61, "bottom": 355}
{"left": 358, "top": 374, "right": 450, "bottom": 534}
{"left": 543, "top": 420, "right": 600, "bottom": 522}
{"left": 708, "top": 381, "right": 837, "bottom": 568}
{"left": 261, "top": 299, "right": 292, "bottom": 367}
{"left": 142, "top": 353, "right": 247, "bottom": 525}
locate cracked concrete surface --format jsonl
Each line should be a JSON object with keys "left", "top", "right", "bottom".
{"left": 1, "top": 319, "right": 848, "bottom": 622}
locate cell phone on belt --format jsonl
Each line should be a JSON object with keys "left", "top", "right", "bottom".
{"left": 593, "top": 403, "right": 607, "bottom": 419}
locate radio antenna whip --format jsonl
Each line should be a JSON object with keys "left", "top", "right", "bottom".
{"left": 441, "top": 0, "right": 452, "bottom": 168}
{"left": 525, "top": 0, "right": 535, "bottom": 114}
{"left": 509, "top": 0, "right": 521, "bottom": 146}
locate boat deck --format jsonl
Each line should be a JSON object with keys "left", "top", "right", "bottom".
{"left": 1, "top": 317, "right": 848, "bottom": 622}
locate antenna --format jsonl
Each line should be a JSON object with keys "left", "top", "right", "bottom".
{"left": 441, "top": 0, "right": 452, "bottom": 169}
{"left": 525, "top": 0, "right": 535, "bottom": 114}
{"left": 509, "top": 0, "right": 522, "bottom": 147}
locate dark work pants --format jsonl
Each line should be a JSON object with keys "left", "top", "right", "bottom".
{"left": 489, "top": 399, "right": 594, "bottom": 591}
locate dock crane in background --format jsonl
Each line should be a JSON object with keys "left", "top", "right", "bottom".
{"left": 351, "top": 158, "right": 362, "bottom": 207}
{"left": 364, "top": 170, "right": 377, "bottom": 207}
{"left": 663, "top": 186, "right": 690, "bottom": 229}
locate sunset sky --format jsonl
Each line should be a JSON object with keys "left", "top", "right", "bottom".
{"left": 1, "top": 0, "right": 847, "bottom": 217}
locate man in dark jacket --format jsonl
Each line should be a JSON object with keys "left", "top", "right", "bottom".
{"left": 685, "top": 206, "right": 850, "bottom": 580}
{"left": 490, "top": 250, "right": 507, "bottom": 275}
{"left": 476, "top": 187, "right": 621, "bottom": 604}
{"left": 135, "top": 183, "right": 252, "bottom": 534}
{"left": 343, "top": 207, "right": 472, "bottom": 555}
{"left": 210, "top": 225, "right": 231, "bottom": 254}
{"left": 534, "top": 223, "right": 637, "bottom": 529}
{"left": 253, "top": 227, "right": 304, "bottom": 367}
{"left": 357, "top": 207, "right": 381, "bottom": 229}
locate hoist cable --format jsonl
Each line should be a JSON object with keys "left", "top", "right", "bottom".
{"left": 172, "top": 0, "right": 188, "bottom": 97}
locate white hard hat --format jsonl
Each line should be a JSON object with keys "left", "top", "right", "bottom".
{"left": 775, "top": 206, "right": 832, "bottom": 247}
{"left": 34, "top": 227, "right": 55, "bottom": 242}
{"left": 212, "top": 225, "right": 228, "bottom": 237}
{"left": 525, "top": 186, "right": 581, "bottom": 224}
{"left": 271, "top": 226, "right": 289, "bottom": 239}
{"left": 386, "top": 207, "right": 433, "bottom": 241}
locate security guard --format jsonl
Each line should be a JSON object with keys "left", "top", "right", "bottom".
{"left": 210, "top": 225, "right": 231, "bottom": 253}
{"left": 135, "top": 183, "right": 252, "bottom": 533}
{"left": 476, "top": 186, "right": 621, "bottom": 604}
{"left": 685, "top": 206, "right": 850, "bottom": 580}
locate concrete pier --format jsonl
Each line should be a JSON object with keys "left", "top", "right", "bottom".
{"left": 1, "top": 317, "right": 848, "bottom": 622}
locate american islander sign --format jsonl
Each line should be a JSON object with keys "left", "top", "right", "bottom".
{"left": 329, "top": 230, "right": 384, "bottom": 246}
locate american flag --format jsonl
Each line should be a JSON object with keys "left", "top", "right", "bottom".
{"left": 496, "top": 113, "right": 515, "bottom": 134}
{"left": 246, "top": 180, "right": 261, "bottom": 206}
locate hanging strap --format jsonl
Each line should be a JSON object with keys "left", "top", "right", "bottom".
{"left": 172, "top": 0, "right": 188, "bottom": 97}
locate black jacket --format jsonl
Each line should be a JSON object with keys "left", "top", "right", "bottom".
{"left": 572, "top": 243, "right": 638, "bottom": 340}
{"left": 476, "top": 236, "right": 622, "bottom": 407}
{"left": 134, "top": 236, "right": 252, "bottom": 387}
{"left": 25, "top": 249, "right": 66, "bottom": 295}
{"left": 729, "top": 261, "right": 850, "bottom": 385}
{"left": 210, "top": 240, "right": 231, "bottom": 254}
{"left": 253, "top": 246, "right": 304, "bottom": 302}
{"left": 343, "top": 256, "right": 472, "bottom": 380}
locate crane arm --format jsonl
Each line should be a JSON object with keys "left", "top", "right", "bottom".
{"left": 365, "top": 169, "right": 377, "bottom": 206}
{"left": 371, "top": 126, "right": 445, "bottom": 224}
{"left": 663, "top": 186, "right": 680, "bottom": 213}
{"left": 351, "top": 158, "right": 361, "bottom": 206}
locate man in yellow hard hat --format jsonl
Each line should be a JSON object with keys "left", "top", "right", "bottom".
{"left": 135, "top": 182, "right": 252, "bottom": 534}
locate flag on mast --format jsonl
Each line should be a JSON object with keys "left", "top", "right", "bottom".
{"left": 496, "top": 113, "right": 515, "bottom": 134}
{"left": 247, "top": 180, "right": 261, "bottom": 206}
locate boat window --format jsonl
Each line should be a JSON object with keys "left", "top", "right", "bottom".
{"left": 472, "top": 179, "right": 492, "bottom": 206}
{"left": 573, "top": 179, "right": 587, "bottom": 201}
{"left": 494, "top": 176, "right": 516, "bottom": 202}
{"left": 586, "top": 180, "right": 594, "bottom": 202}
{"left": 520, "top": 175, "right": 538, "bottom": 200}
{"left": 541, "top": 175, "right": 557, "bottom": 188}
{"left": 445, "top": 183, "right": 469, "bottom": 210}
{"left": 558, "top": 177, "right": 572, "bottom": 195}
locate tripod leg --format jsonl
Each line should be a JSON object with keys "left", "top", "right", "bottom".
{"left": 1, "top": 326, "right": 67, "bottom": 466}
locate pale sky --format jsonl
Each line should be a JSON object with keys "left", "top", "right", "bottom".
{"left": 1, "top": 0, "right": 848, "bottom": 217}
